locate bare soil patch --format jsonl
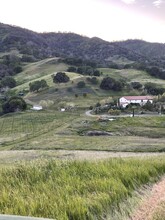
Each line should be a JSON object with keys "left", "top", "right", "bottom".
{"left": 130, "top": 176, "right": 165, "bottom": 220}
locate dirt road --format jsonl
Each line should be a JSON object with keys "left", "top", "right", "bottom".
{"left": 130, "top": 176, "right": 165, "bottom": 220}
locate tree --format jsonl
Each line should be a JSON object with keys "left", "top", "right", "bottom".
{"left": 1, "top": 76, "right": 16, "bottom": 88}
{"left": 145, "top": 83, "right": 165, "bottom": 95}
{"left": 100, "top": 77, "right": 124, "bottom": 91}
{"left": 77, "top": 81, "right": 85, "bottom": 88}
{"left": 53, "top": 72, "right": 70, "bottom": 83}
{"left": 131, "top": 81, "right": 143, "bottom": 90}
{"left": 67, "top": 66, "right": 77, "bottom": 72}
{"left": 86, "top": 77, "right": 98, "bottom": 85}
{"left": 29, "top": 80, "right": 48, "bottom": 92}
{"left": 2, "top": 96, "right": 27, "bottom": 113}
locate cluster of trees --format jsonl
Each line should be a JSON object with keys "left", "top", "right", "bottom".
{"left": 100, "top": 77, "right": 125, "bottom": 91}
{"left": 2, "top": 96, "right": 27, "bottom": 113}
{"left": 130, "top": 81, "right": 143, "bottom": 90}
{"left": 0, "top": 76, "right": 16, "bottom": 89}
{"left": 29, "top": 80, "right": 48, "bottom": 92}
{"left": 67, "top": 66, "right": 101, "bottom": 76}
{"left": 86, "top": 77, "right": 98, "bottom": 85}
{"left": 146, "top": 66, "right": 165, "bottom": 80}
{"left": 144, "top": 83, "right": 165, "bottom": 96}
{"left": 63, "top": 58, "right": 97, "bottom": 68}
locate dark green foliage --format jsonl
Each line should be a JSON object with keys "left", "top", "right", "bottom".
{"left": 131, "top": 81, "right": 143, "bottom": 90}
{"left": 21, "top": 55, "right": 37, "bottom": 62}
{"left": 108, "top": 62, "right": 119, "bottom": 69}
{"left": 77, "top": 81, "right": 85, "bottom": 88}
{"left": 142, "top": 101, "right": 154, "bottom": 111}
{"left": 100, "top": 77, "right": 125, "bottom": 91}
{"left": 75, "top": 66, "right": 101, "bottom": 76}
{"left": 0, "top": 64, "right": 14, "bottom": 78}
{"left": 53, "top": 72, "right": 70, "bottom": 83}
{"left": 67, "top": 66, "right": 77, "bottom": 72}
{"left": 93, "top": 70, "right": 101, "bottom": 76}
{"left": 86, "top": 77, "right": 98, "bottom": 85}
{"left": 2, "top": 96, "right": 27, "bottom": 113}
{"left": 29, "top": 79, "right": 48, "bottom": 92}
{"left": 1, "top": 76, "right": 16, "bottom": 88}
{"left": 13, "top": 66, "right": 22, "bottom": 74}
{"left": 146, "top": 67, "right": 165, "bottom": 80}
{"left": 145, "top": 83, "right": 165, "bottom": 95}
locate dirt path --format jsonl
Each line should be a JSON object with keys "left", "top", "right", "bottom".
{"left": 130, "top": 176, "right": 165, "bottom": 220}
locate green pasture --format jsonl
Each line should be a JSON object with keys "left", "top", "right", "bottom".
{"left": 0, "top": 157, "right": 165, "bottom": 219}
{"left": 0, "top": 111, "right": 165, "bottom": 152}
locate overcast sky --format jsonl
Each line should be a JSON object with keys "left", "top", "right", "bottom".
{"left": 0, "top": 0, "right": 165, "bottom": 43}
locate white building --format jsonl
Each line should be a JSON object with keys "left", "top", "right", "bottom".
{"left": 31, "top": 105, "right": 43, "bottom": 111}
{"left": 119, "top": 96, "right": 153, "bottom": 108}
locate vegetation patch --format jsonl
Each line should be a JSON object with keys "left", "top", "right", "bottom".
{"left": 0, "top": 157, "right": 165, "bottom": 219}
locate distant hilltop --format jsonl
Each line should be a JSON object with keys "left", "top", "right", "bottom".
{"left": 1, "top": 22, "right": 165, "bottom": 68}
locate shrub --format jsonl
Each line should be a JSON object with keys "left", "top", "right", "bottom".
{"left": 77, "top": 81, "right": 85, "bottom": 88}
{"left": 108, "top": 109, "right": 121, "bottom": 115}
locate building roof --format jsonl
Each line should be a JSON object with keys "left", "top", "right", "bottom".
{"left": 122, "top": 96, "right": 153, "bottom": 100}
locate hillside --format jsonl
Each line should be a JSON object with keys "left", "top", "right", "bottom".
{"left": 1, "top": 22, "right": 165, "bottom": 67}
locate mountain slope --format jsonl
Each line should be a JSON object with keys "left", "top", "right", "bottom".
{"left": 0, "top": 23, "right": 146, "bottom": 65}
{"left": 1, "top": 23, "right": 165, "bottom": 68}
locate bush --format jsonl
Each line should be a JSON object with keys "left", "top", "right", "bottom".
{"left": 86, "top": 77, "right": 98, "bottom": 85}
{"left": 108, "top": 109, "right": 121, "bottom": 115}
{"left": 53, "top": 72, "right": 70, "bottom": 83}
{"left": 77, "top": 81, "right": 85, "bottom": 88}
{"left": 131, "top": 81, "right": 143, "bottom": 90}
{"left": 29, "top": 80, "right": 48, "bottom": 92}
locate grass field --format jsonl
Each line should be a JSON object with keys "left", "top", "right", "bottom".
{"left": 0, "top": 111, "right": 165, "bottom": 152}
{"left": 0, "top": 157, "right": 165, "bottom": 219}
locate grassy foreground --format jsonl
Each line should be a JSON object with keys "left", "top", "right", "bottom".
{"left": 1, "top": 157, "right": 165, "bottom": 219}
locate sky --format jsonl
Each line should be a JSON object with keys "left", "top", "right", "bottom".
{"left": 0, "top": 0, "right": 165, "bottom": 43}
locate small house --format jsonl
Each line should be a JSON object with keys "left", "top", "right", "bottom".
{"left": 119, "top": 96, "right": 153, "bottom": 108}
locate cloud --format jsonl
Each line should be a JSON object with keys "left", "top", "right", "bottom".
{"left": 153, "top": 0, "right": 163, "bottom": 7}
{"left": 121, "top": 0, "right": 135, "bottom": 4}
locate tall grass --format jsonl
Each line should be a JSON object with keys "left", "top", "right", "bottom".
{"left": 0, "top": 157, "right": 165, "bottom": 219}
